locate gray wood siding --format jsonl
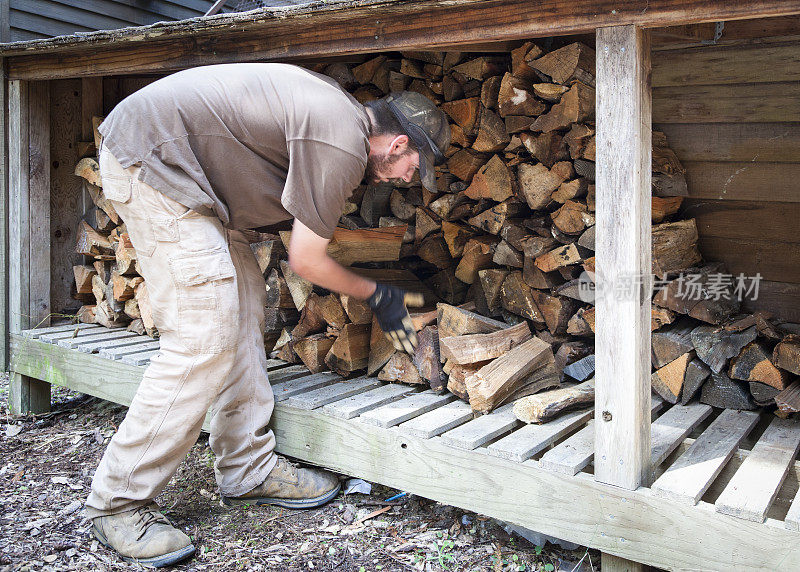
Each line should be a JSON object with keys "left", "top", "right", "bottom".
{"left": 7, "top": 0, "right": 234, "bottom": 41}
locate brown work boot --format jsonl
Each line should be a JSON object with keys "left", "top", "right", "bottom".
{"left": 92, "top": 503, "right": 195, "bottom": 568}
{"left": 222, "top": 456, "right": 340, "bottom": 509}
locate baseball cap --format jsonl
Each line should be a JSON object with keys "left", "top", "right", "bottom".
{"left": 384, "top": 91, "right": 451, "bottom": 192}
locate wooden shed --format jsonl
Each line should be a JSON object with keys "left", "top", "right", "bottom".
{"left": 3, "top": 2, "right": 800, "bottom": 569}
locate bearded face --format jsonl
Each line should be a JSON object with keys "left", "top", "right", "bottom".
{"left": 365, "top": 146, "right": 417, "bottom": 185}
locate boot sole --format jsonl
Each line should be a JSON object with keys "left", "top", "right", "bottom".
{"left": 222, "top": 482, "right": 341, "bottom": 509}
{"left": 93, "top": 524, "right": 196, "bottom": 568}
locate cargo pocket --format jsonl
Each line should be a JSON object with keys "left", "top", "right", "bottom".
{"left": 170, "top": 250, "right": 238, "bottom": 354}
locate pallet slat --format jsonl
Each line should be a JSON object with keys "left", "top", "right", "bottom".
{"left": 650, "top": 402, "right": 714, "bottom": 468}
{"left": 715, "top": 417, "right": 800, "bottom": 522}
{"left": 651, "top": 409, "right": 760, "bottom": 504}
{"left": 39, "top": 326, "right": 122, "bottom": 343}
{"left": 398, "top": 400, "right": 475, "bottom": 439}
{"left": 57, "top": 330, "right": 139, "bottom": 351}
{"left": 119, "top": 349, "right": 161, "bottom": 366}
{"left": 20, "top": 323, "right": 100, "bottom": 338}
{"left": 272, "top": 372, "right": 340, "bottom": 402}
{"left": 438, "top": 403, "right": 518, "bottom": 450}
{"left": 100, "top": 340, "right": 161, "bottom": 359}
{"left": 285, "top": 377, "right": 383, "bottom": 410}
{"left": 487, "top": 408, "right": 593, "bottom": 462}
{"left": 269, "top": 365, "right": 312, "bottom": 385}
{"left": 360, "top": 391, "right": 455, "bottom": 428}
{"left": 322, "top": 384, "right": 416, "bottom": 420}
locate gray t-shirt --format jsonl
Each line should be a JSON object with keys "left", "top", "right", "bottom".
{"left": 100, "top": 63, "right": 370, "bottom": 238}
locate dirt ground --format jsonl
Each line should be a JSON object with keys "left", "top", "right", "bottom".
{"left": 0, "top": 376, "right": 599, "bottom": 571}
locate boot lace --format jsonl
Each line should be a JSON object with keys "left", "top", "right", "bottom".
{"left": 276, "top": 457, "right": 299, "bottom": 479}
{"left": 132, "top": 505, "right": 171, "bottom": 541}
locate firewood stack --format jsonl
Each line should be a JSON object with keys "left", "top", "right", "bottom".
{"left": 69, "top": 42, "right": 800, "bottom": 418}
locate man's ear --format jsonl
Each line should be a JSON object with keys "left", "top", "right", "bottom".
{"left": 388, "top": 134, "right": 409, "bottom": 155}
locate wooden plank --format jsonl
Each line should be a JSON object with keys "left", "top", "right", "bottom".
{"left": 10, "top": 334, "right": 800, "bottom": 569}
{"left": 651, "top": 409, "right": 760, "bottom": 504}
{"left": 27, "top": 80, "right": 50, "bottom": 328}
{"left": 682, "top": 162, "right": 800, "bottom": 203}
{"left": 6, "top": 1, "right": 800, "bottom": 80}
{"left": 39, "top": 326, "right": 124, "bottom": 343}
{"left": 539, "top": 420, "right": 597, "bottom": 475}
{"left": 656, "top": 123, "right": 800, "bottom": 163}
{"left": 715, "top": 417, "right": 800, "bottom": 522}
{"left": 73, "top": 332, "right": 143, "bottom": 353}
{"left": 57, "top": 329, "right": 137, "bottom": 349}
{"left": 686, "top": 200, "right": 800, "bottom": 241}
{"left": 397, "top": 400, "right": 475, "bottom": 439}
{"left": 594, "top": 25, "right": 653, "bottom": 490}
{"left": 360, "top": 390, "right": 455, "bottom": 428}
{"left": 652, "top": 41, "right": 800, "bottom": 87}
{"left": 438, "top": 402, "right": 518, "bottom": 450}
{"left": 99, "top": 340, "right": 160, "bottom": 359}
{"left": 50, "top": 79, "right": 85, "bottom": 316}
{"left": 322, "top": 383, "right": 415, "bottom": 420}
{"left": 268, "top": 364, "right": 311, "bottom": 385}
{"left": 285, "top": 377, "right": 382, "bottom": 410}
{"left": 119, "top": 349, "right": 160, "bottom": 366}
{"left": 486, "top": 408, "right": 593, "bottom": 462}
{"left": 271, "top": 372, "right": 340, "bottom": 402}
{"left": 20, "top": 322, "right": 99, "bottom": 338}
{"left": 0, "top": 57, "right": 7, "bottom": 371}
{"left": 785, "top": 491, "right": 800, "bottom": 531}
{"left": 653, "top": 82, "right": 800, "bottom": 123}
{"left": 650, "top": 402, "right": 713, "bottom": 468}
{"left": 743, "top": 280, "right": 800, "bottom": 323}
{"left": 697, "top": 236, "right": 800, "bottom": 284}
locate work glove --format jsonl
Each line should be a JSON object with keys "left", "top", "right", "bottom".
{"left": 368, "top": 283, "right": 425, "bottom": 354}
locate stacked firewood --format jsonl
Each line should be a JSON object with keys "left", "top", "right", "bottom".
{"left": 69, "top": 42, "right": 800, "bottom": 418}
{"left": 73, "top": 153, "right": 157, "bottom": 338}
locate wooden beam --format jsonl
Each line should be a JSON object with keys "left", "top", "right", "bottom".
{"left": 0, "top": 59, "right": 7, "bottom": 371}
{"left": 4, "top": 1, "right": 800, "bottom": 80}
{"left": 594, "top": 25, "right": 652, "bottom": 496}
{"left": 8, "top": 79, "right": 51, "bottom": 414}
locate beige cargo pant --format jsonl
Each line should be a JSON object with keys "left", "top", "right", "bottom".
{"left": 85, "top": 146, "right": 277, "bottom": 518}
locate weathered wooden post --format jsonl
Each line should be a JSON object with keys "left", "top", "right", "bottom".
{"left": 594, "top": 24, "right": 653, "bottom": 571}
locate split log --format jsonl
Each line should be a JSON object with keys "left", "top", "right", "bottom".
{"left": 466, "top": 336, "right": 559, "bottom": 413}
{"left": 390, "top": 188, "right": 417, "bottom": 221}
{"left": 654, "top": 264, "right": 740, "bottom": 324}
{"left": 452, "top": 57, "right": 505, "bottom": 81}
{"left": 124, "top": 298, "right": 140, "bottom": 320}
{"left": 325, "top": 323, "right": 371, "bottom": 376}
{"left": 77, "top": 305, "right": 96, "bottom": 324}
{"left": 652, "top": 306, "right": 677, "bottom": 331}
{"left": 497, "top": 73, "right": 546, "bottom": 118}
{"left": 250, "top": 239, "right": 286, "bottom": 277}
{"left": 513, "top": 379, "right": 594, "bottom": 423}
{"left": 425, "top": 269, "right": 467, "bottom": 305}
{"left": 774, "top": 336, "right": 800, "bottom": 375}
{"left": 563, "top": 124, "right": 595, "bottom": 160}
{"left": 532, "top": 83, "right": 569, "bottom": 102}
{"left": 295, "top": 334, "right": 336, "bottom": 374}
{"left": 360, "top": 185, "right": 393, "bottom": 226}
{"left": 728, "top": 341, "right": 790, "bottom": 390}
{"left": 651, "top": 351, "right": 694, "bottom": 404}
{"left": 94, "top": 207, "right": 116, "bottom": 234}
{"left": 478, "top": 269, "right": 510, "bottom": 314}
{"left": 291, "top": 294, "right": 327, "bottom": 339}
{"left": 535, "top": 243, "right": 581, "bottom": 273}
{"left": 776, "top": 380, "right": 800, "bottom": 415}
{"left": 518, "top": 162, "right": 570, "bottom": 210}
{"left": 681, "top": 358, "right": 711, "bottom": 405}
{"left": 455, "top": 236, "right": 498, "bottom": 284}
{"left": 279, "top": 260, "right": 313, "bottom": 311}
{"left": 134, "top": 282, "right": 156, "bottom": 337}
{"left": 567, "top": 307, "right": 595, "bottom": 337}
{"left": 467, "top": 200, "right": 524, "bottom": 235}
{"left": 651, "top": 318, "right": 695, "bottom": 368}
{"left": 341, "top": 295, "right": 372, "bottom": 325}
{"left": 378, "top": 352, "right": 425, "bottom": 385}
{"left": 352, "top": 55, "right": 387, "bottom": 84}
{"left": 317, "top": 294, "right": 348, "bottom": 330}
{"left": 442, "top": 98, "right": 481, "bottom": 134}
{"left": 95, "top": 300, "right": 128, "bottom": 328}
{"left": 73, "top": 265, "right": 96, "bottom": 295}
{"left": 511, "top": 42, "right": 540, "bottom": 81}
{"left": 691, "top": 324, "right": 757, "bottom": 373}
{"left": 415, "top": 207, "right": 442, "bottom": 242}
{"left": 76, "top": 220, "right": 113, "bottom": 256}
{"left": 413, "top": 326, "right": 446, "bottom": 391}
{"left": 280, "top": 226, "right": 405, "bottom": 266}
{"left": 368, "top": 315, "right": 396, "bottom": 376}
{"left": 500, "top": 271, "right": 544, "bottom": 324}
{"left": 111, "top": 271, "right": 143, "bottom": 302}
{"left": 530, "top": 290, "right": 577, "bottom": 334}
{"left": 75, "top": 157, "right": 102, "bottom": 187}
{"left": 551, "top": 200, "right": 588, "bottom": 235}
{"left": 265, "top": 269, "right": 295, "bottom": 309}
{"left": 472, "top": 109, "right": 510, "bottom": 153}
{"left": 492, "top": 240, "right": 524, "bottom": 268}
{"left": 531, "top": 82, "right": 594, "bottom": 133}
{"left": 749, "top": 382, "right": 780, "bottom": 406}
{"left": 651, "top": 196, "right": 683, "bottom": 223}
{"left": 437, "top": 303, "right": 506, "bottom": 338}
{"left": 417, "top": 234, "right": 454, "bottom": 269}
{"left": 442, "top": 221, "right": 478, "bottom": 258}
{"left": 520, "top": 132, "right": 569, "bottom": 168}
{"left": 700, "top": 371, "right": 756, "bottom": 410}
{"left": 562, "top": 354, "right": 595, "bottom": 382}
{"left": 446, "top": 362, "right": 485, "bottom": 401}
{"left": 528, "top": 42, "right": 595, "bottom": 85}
{"left": 652, "top": 219, "right": 702, "bottom": 275}
{"left": 464, "top": 155, "right": 512, "bottom": 201}
{"left": 440, "top": 322, "right": 531, "bottom": 365}
{"left": 85, "top": 184, "right": 120, "bottom": 226}
{"left": 551, "top": 178, "right": 589, "bottom": 204}
{"left": 114, "top": 234, "right": 138, "bottom": 275}
{"left": 447, "top": 148, "right": 487, "bottom": 182}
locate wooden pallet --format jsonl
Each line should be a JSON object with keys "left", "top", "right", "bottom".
{"left": 9, "top": 324, "right": 800, "bottom": 570}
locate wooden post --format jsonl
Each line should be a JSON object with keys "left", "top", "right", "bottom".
{"left": 8, "top": 79, "right": 51, "bottom": 414}
{"left": 594, "top": 25, "right": 652, "bottom": 571}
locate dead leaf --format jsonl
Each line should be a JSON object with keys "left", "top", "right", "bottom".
{"left": 4, "top": 424, "right": 22, "bottom": 437}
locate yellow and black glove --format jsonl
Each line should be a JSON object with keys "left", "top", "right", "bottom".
{"left": 368, "top": 283, "right": 425, "bottom": 354}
